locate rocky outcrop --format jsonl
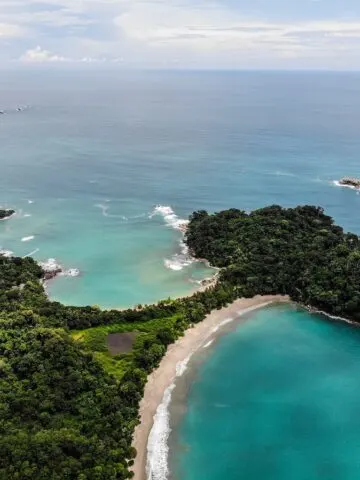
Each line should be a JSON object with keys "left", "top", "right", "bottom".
{"left": 39, "top": 258, "right": 80, "bottom": 281}
{"left": 0, "top": 209, "right": 15, "bottom": 220}
{"left": 339, "top": 177, "right": 360, "bottom": 189}
{"left": 43, "top": 268, "right": 63, "bottom": 280}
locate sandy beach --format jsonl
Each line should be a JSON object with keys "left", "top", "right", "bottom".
{"left": 131, "top": 294, "right": 290, "bottom": 480}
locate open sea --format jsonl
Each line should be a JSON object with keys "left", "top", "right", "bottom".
{"left": 2, "top": 69, "right": 360, "bottom": 479}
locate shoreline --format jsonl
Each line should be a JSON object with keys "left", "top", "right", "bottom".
{"left": 131, "top": 294, "right": 290, "bottom": 480}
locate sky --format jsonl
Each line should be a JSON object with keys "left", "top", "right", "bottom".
{"left": 1, "top": 0, "right": 360, "bottom": 69}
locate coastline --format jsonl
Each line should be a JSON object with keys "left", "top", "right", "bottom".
{"left": 131, "top": 294, "right": 290, "bottom": 480}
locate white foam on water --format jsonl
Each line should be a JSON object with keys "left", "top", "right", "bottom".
{"left": 175, "top": 354, "right": 192, "bottom": 377}
{"left": 211, "top": 317, "right": 234, "bottom": 333}
{"left": 151, "top": 205, "right": 195, "bottom": 271}
{"left": 39, "top": 258, "right": 61, "bottom": 271}
{"left": 23, "top": 214, "right": 32, "bottom": 218}
{"left": 146, "top": 384, "right": 175, "bottom": 480}
{"left": 309, "top": 308, "right": 358, "bottom": 327}
{"left": 203, "top": 339, "right": 214, "bottom": 349}
{"left": 39, "top": 258, "right": 80, "bottom": 277}
{"left": 28, "top": 200, "right": 34, "bottom": 204}
{"left": 150, "top": 205, "right": 189, "bottom": 232}
{"left": 94, "top": 203, "right": 128, "bottom": 220}
{"left": 236, "top": 301, "right": 274, "bottom": 317}
{"left": 332, "top": 180, "right": 359, "bottom": 190}
{"left": 146, "top": 354, "right": 194, "bottom": 480}
{"left": 63, "top": 268, "right": 80, "bottom": 277}
{"left": 0, "top": 211, "right": 15, "bottom": 221}
{"left": 21, "top": 235, "right": 35, "bottom": 242}
{"left": 163, "top": 242, "right": 194, "bottom": 271}
{"left": 0, "top": 249, "right": 14, "bottom": 257}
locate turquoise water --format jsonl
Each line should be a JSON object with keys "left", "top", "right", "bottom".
{"left": 171, "top": 305, "right": 360, "bottom": 480}
{"left": 1, "top": 70, "right": 360, "bottom": 307}
{"left": 2, "top": 71, "right": 360, "bottom": 478}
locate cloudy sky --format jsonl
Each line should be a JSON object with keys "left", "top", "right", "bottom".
{"left": 1, "top": 0, "right": 360, "bottom": 69}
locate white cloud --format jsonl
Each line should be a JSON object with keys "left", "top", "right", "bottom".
{"left": 2, "top": 0, "right": 360, "bottom": 68}
{"left": 20, "top": 46, "right": 68, "bottom": 62}
{"left": 114, "top": 1, "right": 360, "bottom": 49}
{"left": 0, "top": 22, "right": 26, "bottom": 38}
{"left": 18, "top": 45, "right": 123, "bottom": 63}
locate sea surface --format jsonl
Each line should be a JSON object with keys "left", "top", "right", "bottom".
{"left": 2, "top": 69, "right": 360, "bottom": 479}
{"left": 168, "top": 305, "right": 360, "bottom": 480}
{"left": 1, "top": 69, "right": 360, "bottom": 307}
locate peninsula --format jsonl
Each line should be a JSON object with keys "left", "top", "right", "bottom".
{"left": 0, "top": 204, "right": 360, "bottom": 479}
{"left": 0, "top": 208, "right": 15, "bottom": 220}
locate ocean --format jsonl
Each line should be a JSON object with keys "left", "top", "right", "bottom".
{"left": 2, "top": 69, "right": 360, "bottom": 479}
{"left": 1, "top": 69, "right": 360, "bottom": 307}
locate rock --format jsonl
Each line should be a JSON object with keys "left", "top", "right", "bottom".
{"left": 43, "top": 268, "right": 62, "bottom": 280}
{"left": 0, "top": 209, "right": 15, "bottom": 220}
{"left": 339, "top": 177, "right": 360, "bottom": 189}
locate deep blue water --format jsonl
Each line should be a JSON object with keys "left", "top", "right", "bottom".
{"left": 1, "top": 69, "right": 360, "bottom": 307}
{"left": 171, "top": 305, "right": 360, "bottom": 480}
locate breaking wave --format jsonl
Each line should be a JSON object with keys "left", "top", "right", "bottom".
{"left": 146, "top": 354, "right": 193, "bottom": 480}
{"left": 0, "top": 249, "right": 14, "bottom": 257}
{"left": 150, "top": 205, "right": 195, "bottom": 271}
{"left": 211, "top": 317, "right": 234, "bottom": 333}
{"left": 203, "top": 339, "right": 214, "bottom": 349}
{"left": 333, "top": 180, "right": 360, "bottom": 193}
{"left": 39, "top": 258, "right": 80, "bottom": 277}
{"left": 21, "top": 235, "right": 35, "bottom": 242}
{"left": 150, "top": 205, "right": 189, "bottom": 232}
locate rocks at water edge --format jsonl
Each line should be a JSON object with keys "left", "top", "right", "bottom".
{"left": 39, "top": 258, "right": 80, "bottom": 281}
{"left": 339, "top": 177, "right": 360, "bottom": 189}
{"left": 0, "top": 209, "right": 15, "bottom": 220}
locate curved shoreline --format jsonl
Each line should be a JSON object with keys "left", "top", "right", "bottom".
{"left": 131, "top": 294, "right": 290, "bottom": 480}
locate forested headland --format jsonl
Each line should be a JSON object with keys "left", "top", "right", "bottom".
{"left": 186, "top": 205, "right": 360, "bottom": 321}
{"left": 0, "top": 204, "right": 359, "bottom": 478}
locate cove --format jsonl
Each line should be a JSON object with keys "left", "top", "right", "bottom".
{"left": 169, "top": 304, "right": 360, "bottom": 480}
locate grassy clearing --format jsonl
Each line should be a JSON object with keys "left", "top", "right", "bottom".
{"left": 72, "top": 314, "right": 184, "bottom": 378}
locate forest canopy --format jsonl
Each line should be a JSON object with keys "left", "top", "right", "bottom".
{"left": 186, "top": 205, "right": 360, "bottom": 321}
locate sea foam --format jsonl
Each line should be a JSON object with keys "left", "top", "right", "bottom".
{"left": 39, "top": 258, "right": 80, "bottom": 277}
{"left": 0, "top": 249, "right": 14, "bottom": 257}
{"left": 94, "top": 203, "right": 128, "bottom": 220}
{"left": 203, "top": 339, "right": 214, "bottom": 349}
{"left": 21, "top": 235, "right": 35, "bottom": 242}
{"left": 211, "top": 317, "right": 234, "bottom": 333}
{"left": 146, "top": 354, "right": 193, "bottom": 480}
{"left": 150, "top": 205, "right": 194, "bottom": 271}
{"left": 333, "top": 180, "right": 359, "bottom": 192}
{"left": 150, "top": 205, "right": 189, "bottom": 232}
